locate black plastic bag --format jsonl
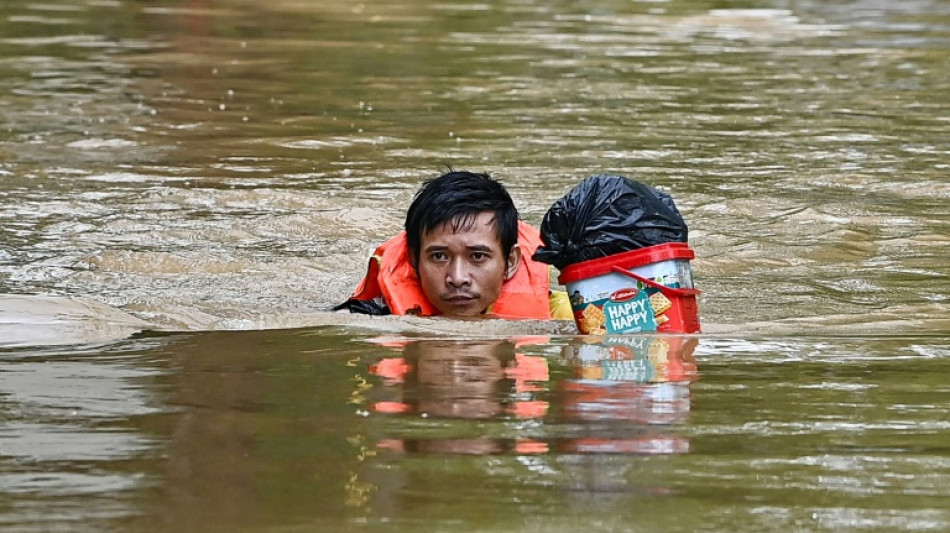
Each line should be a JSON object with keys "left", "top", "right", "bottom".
{"left": 532, "top": 174, "right": 688, "bottom": 270}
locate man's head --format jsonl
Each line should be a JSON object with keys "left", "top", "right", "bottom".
{"left": 404, "top": 171, "right": 522, "bottom": 316}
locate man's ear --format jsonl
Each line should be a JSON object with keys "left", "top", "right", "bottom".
{"left": 505, "top": 244, "right": 523, "bottom": 281}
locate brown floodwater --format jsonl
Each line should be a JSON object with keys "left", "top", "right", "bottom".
{"left": 0, "top": 0, "right": 948, "bottom": 531}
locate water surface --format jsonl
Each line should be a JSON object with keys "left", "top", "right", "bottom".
{"left": 3, "top": 331, "right": 948, "bottom": 531}
{"left": 1, "top": 0, "right": 946, "bottom": 334}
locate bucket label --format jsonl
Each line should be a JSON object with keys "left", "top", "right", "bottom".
{"left": 574, "top": 288, "right": 659, "bottom": 334}
{"left": 603, "top": 289, "right": 658, "bottom": 333}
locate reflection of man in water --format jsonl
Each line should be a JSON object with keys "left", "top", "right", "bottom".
{"left": 403, "top": 340, "right": 514, "bottom": 419}
{"left": 372, "top": 339, "right": 549, "bottom": 455}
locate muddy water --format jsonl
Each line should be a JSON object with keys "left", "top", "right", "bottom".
{"left": 4, "top": 331, "right": 949, "bottom": 532}
{"left": 1, "top": 0, "right": 946, "bottom": 335}
{"left": 0, "top": 0, "right": 948, "bottom": 531}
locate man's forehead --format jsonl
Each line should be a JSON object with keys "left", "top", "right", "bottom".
{"left": 425, "top": 212, "right": 500, "bottom": 238}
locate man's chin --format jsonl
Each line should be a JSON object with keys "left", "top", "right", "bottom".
{"left": 438, "top": 298, "right": 485, "bottom": 317}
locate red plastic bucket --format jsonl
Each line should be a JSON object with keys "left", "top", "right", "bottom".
{"left": 558, "top": 243, "right": 701, "bottom": 334}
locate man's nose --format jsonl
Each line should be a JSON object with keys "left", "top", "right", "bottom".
{"left": 446, "top": 259, "right": 471, "bottom": 287}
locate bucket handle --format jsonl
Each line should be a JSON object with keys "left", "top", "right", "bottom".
{"left": 610, "top": 266, "right": 700, "bottom": 298}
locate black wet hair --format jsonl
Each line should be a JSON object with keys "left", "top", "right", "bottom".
{"left": 405, "top": 171, "right": 519, "bottom": 268}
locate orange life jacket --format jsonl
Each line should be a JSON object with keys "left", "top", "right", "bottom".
{"left": 348, "top": 221, "right": 551, "bottom": 319}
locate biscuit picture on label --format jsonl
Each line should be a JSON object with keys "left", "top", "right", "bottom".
{"left": 649, "top": 292, "right": 673, "bottom": 315}
{"left": 579, "top": 303, "right": 606, "bottom": 334}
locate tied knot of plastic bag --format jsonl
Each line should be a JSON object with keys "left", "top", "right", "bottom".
{"left": 532, "top": 174, "right": 688, "bottom": 270}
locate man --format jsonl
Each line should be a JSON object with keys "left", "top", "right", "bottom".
{"left": 336, "top": 171, "right": 567, "bottom": 319}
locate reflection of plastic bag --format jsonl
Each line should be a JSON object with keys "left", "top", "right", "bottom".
{"left": 532, "top": 174, "right": 688, "bottom": 270}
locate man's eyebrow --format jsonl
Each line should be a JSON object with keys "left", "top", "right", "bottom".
{"left": 422, "top": 244, "right": 495, "bottom": 253}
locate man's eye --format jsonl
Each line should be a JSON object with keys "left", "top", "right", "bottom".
{"left": 430, "top": 252, "right": 447, "bottom": 262}
{"left": 471, "top": 252, "right": 488, "bottom": 261}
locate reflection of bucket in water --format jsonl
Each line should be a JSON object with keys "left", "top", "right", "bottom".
{"left": 565, "top": 335, "right": 699, "bottom": 383}
{"left": 558, "top": 243, "right": 700, "bottom": 334}
{"left": 559, "top": 336, "right": 699, "bottom": 431}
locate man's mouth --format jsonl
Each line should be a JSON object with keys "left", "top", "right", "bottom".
{"left": 443, "top": 293, "right": 477, "bottom": 304}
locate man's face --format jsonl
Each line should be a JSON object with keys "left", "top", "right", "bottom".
{"left": 417, "top": 212, "right": 521, "bottom": 316}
